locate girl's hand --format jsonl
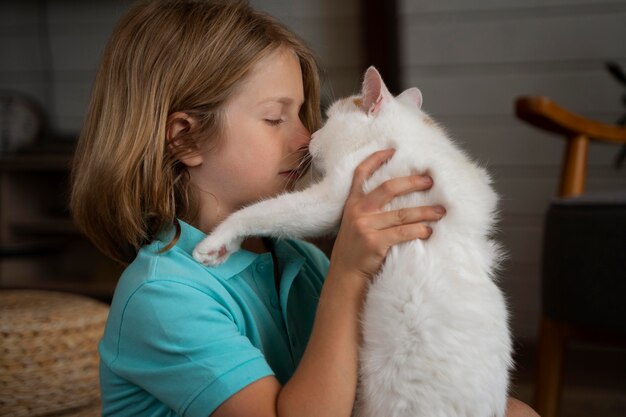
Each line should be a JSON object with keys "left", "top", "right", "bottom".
{"left": 329, "top": 149, "right": 446, "bottom": 281}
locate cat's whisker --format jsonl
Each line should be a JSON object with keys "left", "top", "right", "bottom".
{"left": 295, "top": 151, "right": 311, "bottom": 168}
{"left": 299, "top": 155, "right": 320, "bottom": 184}
{"left": 280, "top": 152, "right": 312, "bottom": 192}
{"left": 278, "top": 139, "right": 310, "bottom": 164}
{"left": 277, "top": 146, "right": 312, "bottom": 193}
{"left": 311, "top": 165, "right": 321, "bottom": 183}
{"left": 278, "top": 151, "right": 302, "bottom": 164}
{"left": 295, "top": 156, "right": 313, "bottom": 184}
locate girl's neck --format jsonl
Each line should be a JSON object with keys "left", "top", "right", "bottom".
{"left": 192, "top": 193, "right": 268, "bottom": 254}
{"left": 241, "top": 236, "right": 269, "bottom": 254}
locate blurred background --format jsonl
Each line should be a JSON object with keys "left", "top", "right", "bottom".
{"left": 1, "top": 0, "right": 625, "bottom": 416}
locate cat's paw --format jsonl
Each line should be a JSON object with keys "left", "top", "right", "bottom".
{"left": 193, "top": 235, "right": 242, "bottom": 266}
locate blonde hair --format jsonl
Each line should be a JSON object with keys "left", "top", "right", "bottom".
{"left": 70, "top": 0, "right": 321, "bottom": 265}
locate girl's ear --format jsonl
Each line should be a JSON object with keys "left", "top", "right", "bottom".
{"left": 166, "top": 112, "right": 203, "bottom": 167}
{"left": 360, "top": 66, "right": 392, "bottom": 115}
{"left": 397, "top": 87, "right": 423, "bottom": 109}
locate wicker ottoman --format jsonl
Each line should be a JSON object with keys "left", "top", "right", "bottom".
{"left": 0, "top": 290, "right": 109, "bottom": 417}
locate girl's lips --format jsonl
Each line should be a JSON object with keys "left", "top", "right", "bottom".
{"left": 279, "top": 170, "right": 299, "bottom": 178}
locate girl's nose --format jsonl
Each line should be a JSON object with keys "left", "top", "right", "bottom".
{"left": 291, "top": 119, "right": 311, "bottom": 150}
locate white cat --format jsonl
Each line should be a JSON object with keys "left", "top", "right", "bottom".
{"left": 193, "top": 67, "right": 512, "bottom": 417}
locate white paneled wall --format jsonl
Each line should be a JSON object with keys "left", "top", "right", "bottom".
{"left": 400, "top": 0, "right": 626, "bottom": 339}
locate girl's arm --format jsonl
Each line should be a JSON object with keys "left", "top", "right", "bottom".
{"left": 211, "top": 149, "right": 441, "bottom": 417}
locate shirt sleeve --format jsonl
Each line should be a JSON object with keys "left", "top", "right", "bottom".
{"left": 107, "top": 280, "right": 275, "bottom": 417}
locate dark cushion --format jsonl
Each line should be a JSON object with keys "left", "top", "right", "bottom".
{"left": 542, "top": 192, "right": 626, "bottom": 333}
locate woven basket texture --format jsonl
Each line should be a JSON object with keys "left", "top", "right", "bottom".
{"left": 0, "top": 290, "right": 109, "bottom": 417}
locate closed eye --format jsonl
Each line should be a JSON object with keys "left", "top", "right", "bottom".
{"left": 265, "top": 119, "right": 284, "bottom": 126}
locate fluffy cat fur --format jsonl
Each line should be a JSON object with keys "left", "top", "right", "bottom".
{"left": 193, "top": 67, "right": 513, "bottom": 417}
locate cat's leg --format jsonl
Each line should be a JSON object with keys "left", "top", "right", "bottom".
{"left": 193, "top": 180, "right": 346, "bottom": 265}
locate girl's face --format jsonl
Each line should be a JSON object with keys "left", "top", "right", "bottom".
{"left": 189, "top": 46, "right": 312, "bottom": 232}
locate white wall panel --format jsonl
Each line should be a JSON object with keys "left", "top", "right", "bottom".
{"left": 49, "top": 34, "right": 110, "bottom": 72}
{"left": 406, "top": 70, "right": 625, "bottom": 118}
{"left": 0, "top": 2, "right": 38, "bottom": 29}
{"left": 47, "top": 0, "right": 126, "bottom": 31}
{"left": 401, "top": 0, "right": 626, "bottom": 14}
{"left": 287, "top": 18, "right": 362, "bottom": 69}
{"left": 402, "top": 12, "right": 626, "bottom": 66}
{"left": 0, "top": 35, "right": 41, "bottom": 72}
{"left": 450, "top": 124, "right": 624, "bottom": 167}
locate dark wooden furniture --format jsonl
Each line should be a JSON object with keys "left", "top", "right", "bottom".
{"left": 515, "top": 96, "right": 626, "bottom": 417}
{"left": 0, "top": 152, "right": 121, "bottom": 302}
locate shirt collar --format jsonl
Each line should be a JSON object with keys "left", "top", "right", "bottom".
{"left": 156, "top": 220, "right": 305, "bottom": 281}
{"left": 273, "top": 240, "right": 306, "bottom": 315}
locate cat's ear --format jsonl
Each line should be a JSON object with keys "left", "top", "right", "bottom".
{"left": 360, "top": 66, "right": 391, "bottom": 115}
{"left": 397, "top": 87, "right": 423, "bottom": 109}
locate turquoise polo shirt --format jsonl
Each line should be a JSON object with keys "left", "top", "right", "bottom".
{"left": 99, "top": 220, "right": 329, "bottom": 417}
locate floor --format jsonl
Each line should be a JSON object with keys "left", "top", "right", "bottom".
{"left": 510, "top": 341, "right": 626, "bottom": 416}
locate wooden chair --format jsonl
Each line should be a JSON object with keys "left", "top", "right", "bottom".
{"left": 515, "top": 96, "right": 626, "bottom": 417}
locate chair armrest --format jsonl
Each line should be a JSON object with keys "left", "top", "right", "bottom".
{"left": 515, "top": 96, "right": 626, "bottom": 144}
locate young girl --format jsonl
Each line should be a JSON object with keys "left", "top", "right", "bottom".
{"left": 71, "top": 1, "right": 539, "bottom": 416}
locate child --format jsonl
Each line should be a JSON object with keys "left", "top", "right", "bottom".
{"left": 70, "top": 1, "right": 539, "bottom": 416}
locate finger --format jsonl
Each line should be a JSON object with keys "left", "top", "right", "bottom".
{"left": 363, "top": 175, "right": 433, "bottom": 211}
{"left": 381, "top": 222, "right": 434, "bottom": 248}
{"left": 350, "top": 149, "right": 396, "bottom": 196}
{"left": 367, "top": 205, "right": 445, "bottom": 230}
